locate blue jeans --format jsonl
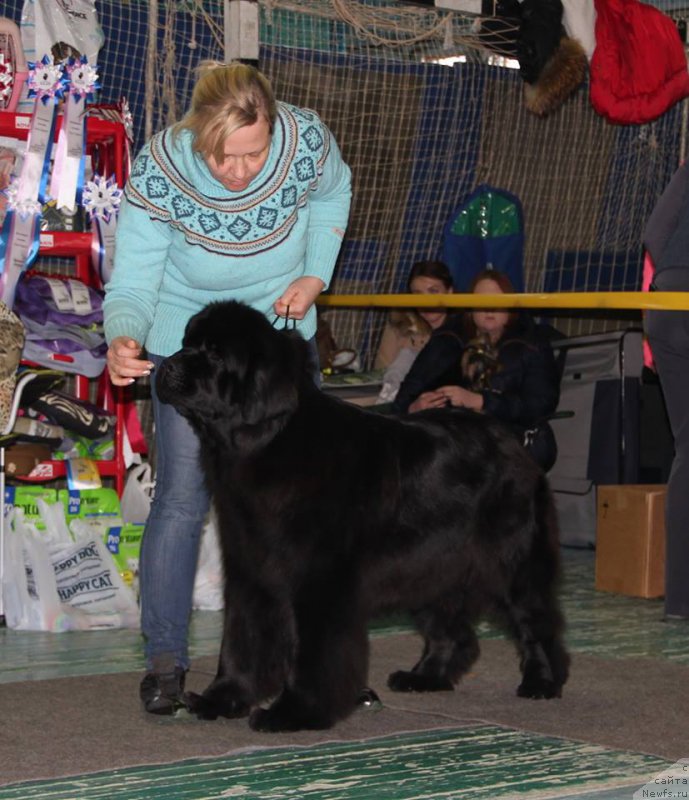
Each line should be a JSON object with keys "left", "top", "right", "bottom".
{"left": 140, "top": 352, "right": 210, "bottom": 670}
{"left": 140, "top": 337, "right": 320, "bottom": 670}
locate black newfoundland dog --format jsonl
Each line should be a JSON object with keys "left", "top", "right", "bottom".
{"left": 156, "top": 300, "right": 569, "bottom": 732}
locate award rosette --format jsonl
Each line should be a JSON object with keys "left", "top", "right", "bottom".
{"left": 0, "top": 56, "right": 65, "bottom": 307}
{"left": 83, "top": 174, "right": 122, "bottom": 286}
{"left": 50, "top": 57, "right": 100, "bottom": 213}
{"left": 0, "top": 52, "right": 13, "bottom": 109}
{"left": 0, "top": 180, "right": 41, "bottom": 306}
{"left": 24, "top": 55, "right": 66, "bottom": 205}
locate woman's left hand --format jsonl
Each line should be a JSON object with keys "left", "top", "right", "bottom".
{"left": 274, "top": 276, "right": 325, "bottom": 320}
{"left": 437, "top": 385, "right": 484, "bottom": 411}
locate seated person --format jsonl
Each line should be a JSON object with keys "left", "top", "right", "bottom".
{"left": 392, "top": 268, "right": 560, "bottom": 471}
{"left": 376, "top": 260, "right": 460, "bottom": 403}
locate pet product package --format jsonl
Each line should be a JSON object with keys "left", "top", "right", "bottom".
{"left": 3, "top": 486, "right": 58, "bottom": 530}
{"left": 104, "top": 523, "right": 144, "bottom": 595}
{"left": 59, "top": 487, "right": 122, "bottom": 523}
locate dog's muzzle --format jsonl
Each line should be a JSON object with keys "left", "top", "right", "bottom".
{"left": 155, "top": 354, "right": 185, "bottom": 406}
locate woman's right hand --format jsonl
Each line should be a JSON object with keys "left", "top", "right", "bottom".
{"left": 106, "top": 336, "right": 153, "bottom": 386}
{"left": 409, "top": 390, "right": 449, "bottom": 413}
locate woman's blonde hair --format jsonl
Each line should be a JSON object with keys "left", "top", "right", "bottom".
{"left": 173, "top": 60, "right": 277, "bottom": 164}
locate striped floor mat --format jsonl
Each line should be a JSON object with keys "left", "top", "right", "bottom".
{"left": 0, "top": 725, "right": 670, "bottom": 800}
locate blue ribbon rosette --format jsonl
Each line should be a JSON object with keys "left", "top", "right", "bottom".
{"left": 82, "top": 174, "right": 122, "bottom": 287}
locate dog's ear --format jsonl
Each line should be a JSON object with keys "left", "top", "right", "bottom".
{"left": 232, "top": 331, "right": 305, "bottom": 451}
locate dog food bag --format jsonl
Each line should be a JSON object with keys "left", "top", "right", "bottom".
{"left": 3, "top": 486, "right": 58, "bottom": 531}
{"left": 59, "top": 487, "right": 122, "bottom": 522}
{"left": 104, "top": 523, "right": 144, "bottom": 596}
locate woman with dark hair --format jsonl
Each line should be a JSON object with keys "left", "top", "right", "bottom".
{"left": 376, "top": 260, "right": 460, "bottom": 403}
{"left": 392, "top": 269, "right": 560, "bottom": 471}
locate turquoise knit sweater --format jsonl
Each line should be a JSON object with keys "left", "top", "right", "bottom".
{"left": 103, "top": 102, "right": 351, "bottom": 356}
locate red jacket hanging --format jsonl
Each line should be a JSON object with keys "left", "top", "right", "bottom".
{"left": 590, "top": 0, "right": 689, "bottom": 124}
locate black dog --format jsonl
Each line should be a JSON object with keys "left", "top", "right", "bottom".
{"left": 156, "top": 301, "right": 569, "bottom": 732}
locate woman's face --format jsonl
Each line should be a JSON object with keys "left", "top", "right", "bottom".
{"left": 205, "top": 117, "right": 272, "bottom": 192}
{"left": 409, "top": 275, "right": 451, "bottom": 330}
{"left": 471, "top": 278, "right": 510, "bottom": 341}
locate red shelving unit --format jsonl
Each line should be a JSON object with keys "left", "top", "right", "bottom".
{"left": 1, "top": 112, "right": 130, "bottom": 495}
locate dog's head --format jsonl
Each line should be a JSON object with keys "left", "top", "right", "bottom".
{"left": 461, "top": 334, "right": 500, "bottom": 391}
{"left": 156, "top": 301, "right": 310, "bottom": 453}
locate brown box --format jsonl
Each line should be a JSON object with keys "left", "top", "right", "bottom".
{"left": 4, "top": 443, "right": 53, "bottom": 478}
{"left": 595, "top": 485, "right": 667, "bottom": 598}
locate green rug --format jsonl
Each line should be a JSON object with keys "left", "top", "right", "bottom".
{"left": 0, "top": 725, "right": 669, "bottom": 800}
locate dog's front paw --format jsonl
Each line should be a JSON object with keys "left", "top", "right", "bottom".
{"left": 184, "top": 688, "right": 250, "bottom": 720}
{"left": 516, "top": 677, "right": 562, "bottom": 700}
{"left": 249, "top": 693, "right": 333, "bottom": 732}
{"left": 250, "top": 705, "right": 332, "bottom": 733}
{"left": 387, "top": 670, "right": 454, "bottom": 693}
{"left": 517, "top": 660, "right": 563, "bottom": 699}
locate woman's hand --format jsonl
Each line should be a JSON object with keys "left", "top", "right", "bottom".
{"left": 106, "top": 336, "right": 153, "bottom": 386}
{"left": 409, "top": 390, "right": 449, "bottom": 412}
{"left": 437, "top": 385, "right": 484, "bottom": 411}
{"left": 274, "top": 276, "right": 325, "bottom": 320}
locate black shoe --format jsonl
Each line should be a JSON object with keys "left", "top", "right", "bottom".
{"left": 140, "top": 666, "right": 187, "bottom": 715}
{"left": 357, "top": 687, "right": 381, "bottom": 709}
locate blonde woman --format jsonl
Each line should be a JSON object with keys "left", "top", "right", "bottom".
{"left": 104, "top": 61, "right": 352, "bottom": 714}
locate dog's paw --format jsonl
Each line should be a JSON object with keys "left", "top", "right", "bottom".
{"left": 516, "top": 678, "right": 562, "bottom": 700}
{"left": 184, "top": 689, "right": 250, "bottom": 720}
{"left": 249, "top": 704, "right": 331, "bottom": 733}
{"left": 387, "top": 670, "right": 454, "bottom": 693}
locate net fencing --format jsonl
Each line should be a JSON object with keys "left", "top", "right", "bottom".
{"left": 255, "top": 0, "right": 686, "bottom": 355}
{"left": 2, "top": 0, "right": 686, "bottom": 365}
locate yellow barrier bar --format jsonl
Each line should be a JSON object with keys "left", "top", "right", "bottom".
{"left": 317, "top": 292, "right": 689, "bottom": 311}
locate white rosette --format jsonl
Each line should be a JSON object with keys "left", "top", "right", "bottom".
{"left": 83, "top": 174, "right": 121, "bottom": 286}
{"left": 0, "top": 56, "right": 65, "bottom": 307}
{"left": 50, "top": 57, "right": 99, "bottom": 213}
{"left": 21, "top": 55, "right": 66, "bottom": 205}
{"left": 0, "top": 179, "right": 42, "bottom": 307}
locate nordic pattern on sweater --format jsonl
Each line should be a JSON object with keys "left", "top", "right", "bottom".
{"left": 125, "top": 103, "right": 331, "bottom": 256}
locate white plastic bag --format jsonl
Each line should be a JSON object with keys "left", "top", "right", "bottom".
{"left": 2, "top": 508, "right": 140, "bottom": 631}
{"left": 2, "top": 512, "right": 64, "bottom": 632}
{"left": 192, "top": 515, "right": 224, "bottom": 611}
{"left": 120, "top": 463, "right": 155, "bottom": 525}
{"left": 21, "top": 0, "right": 104, "bottom": 64}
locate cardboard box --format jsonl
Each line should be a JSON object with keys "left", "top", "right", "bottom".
{"left": 4, "top": 443, "right": 53, "bottom": 478}
{"left": 595, "top": 485, "right": 666, "bottom": 598}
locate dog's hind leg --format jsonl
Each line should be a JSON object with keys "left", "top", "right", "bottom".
{"left": 503, "top": 483, "right": 570, "bottom": 700}
{"left": 503, "top": 579, "right": 569, "bottom": 700}
{"left": 387, "top": 604, "right": 480, "bottom": 692}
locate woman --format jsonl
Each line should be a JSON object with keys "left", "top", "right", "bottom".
{"left": 644, "top": 160, "right": 689, "bottom": 619}
{"left": 104, "top": 61, "right": 352, "bottom": 714}
{"left": 376, "top": 260, "right": 458, "bottom": 403}
{"left": 393, "top": 269, "right": 560, "bottom": 470}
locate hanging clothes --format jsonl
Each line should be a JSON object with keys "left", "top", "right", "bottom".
{"left": 590, "top": 0, "right": 689, "bottom": 124}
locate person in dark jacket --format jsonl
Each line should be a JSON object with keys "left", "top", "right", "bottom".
{"left": 644, "top": 160, "right": 689, "bottom": 620}
{"left": 393, "top": 269, "right": 560, "bottom": 470}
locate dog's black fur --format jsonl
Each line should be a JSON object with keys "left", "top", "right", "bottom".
{"left": 156, "top": 300, "right": 569, "bottom": 732}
